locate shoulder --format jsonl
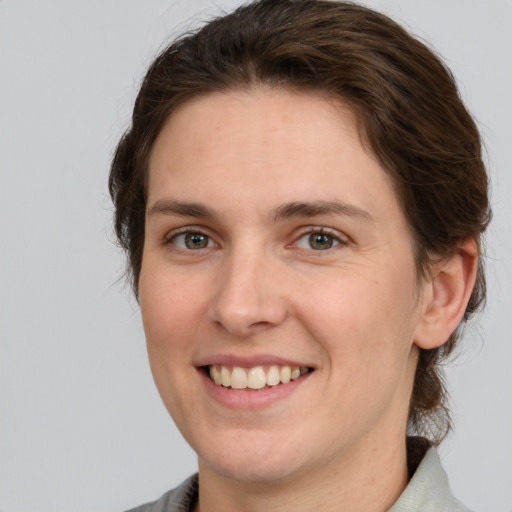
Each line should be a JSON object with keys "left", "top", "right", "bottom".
{"left": 124, "top": 474, "right": 198, "bottom": 512}
{"left": 390, "top": 444, "right": 475, "bottom": 512}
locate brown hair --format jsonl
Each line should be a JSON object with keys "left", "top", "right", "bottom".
{"left": 109, "top": 0, "right": 491, "bottom": 444}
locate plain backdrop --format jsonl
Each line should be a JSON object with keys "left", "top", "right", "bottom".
{"left": 1, "top": 1, "right": 511, "bottom": 511}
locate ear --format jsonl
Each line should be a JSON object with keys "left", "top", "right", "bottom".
{"left": 414, "top": 239, "right": 479, "bottom": 350}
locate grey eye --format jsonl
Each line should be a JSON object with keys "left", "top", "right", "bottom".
{"left": 308, "top": 233, "right": 335, "bottom": 250}
{"left": 172, "top": 232, "right": 214, "bottom": 250}
{"left": 295, "top": 232, "right": 341, "bottom": 251}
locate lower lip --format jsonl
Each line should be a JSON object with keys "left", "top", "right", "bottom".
{"left": 198, "top": 369, "right": 312, "bottom": 410}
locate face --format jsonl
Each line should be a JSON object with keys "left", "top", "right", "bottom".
{"left": 139, "top": 89, "right": 428, "bottom": 485}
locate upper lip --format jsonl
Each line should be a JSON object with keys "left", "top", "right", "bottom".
{"left": 194, "top": 353, "right": 314, "bottom": 369}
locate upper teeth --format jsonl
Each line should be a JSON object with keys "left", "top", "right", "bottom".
{"left": 209, "top": 365, "right": 308, "bottom": 390}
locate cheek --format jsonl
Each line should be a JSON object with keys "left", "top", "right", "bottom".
{"left": 139, "top": 268, "right": 203, "bottom": 353}
{"left": 298, "top": 267, "right": 419, "bottom": 364}
{"left": 138, "top": 268, "right": 205, "bottom": 414}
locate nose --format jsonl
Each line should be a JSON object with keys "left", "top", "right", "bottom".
{"left": 208, "top": 248, "right": 288, "bottom": 337}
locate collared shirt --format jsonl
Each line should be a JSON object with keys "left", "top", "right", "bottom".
{"left": 389, "top": 447, "right": 474, "bottom": 512}
{"left": 126, "top": 447, "right": 474, "bottom": 512}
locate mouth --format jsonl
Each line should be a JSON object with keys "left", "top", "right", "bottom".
{"left": 205, "top": 364, "right": 312, "bottom": 390}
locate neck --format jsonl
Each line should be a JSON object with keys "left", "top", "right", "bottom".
{"left": 195, "top": 433, "right": 409, "bottom": 512}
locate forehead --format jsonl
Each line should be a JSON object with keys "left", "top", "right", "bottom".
{"left": 147, "top": 88, "right": 398, "bottom": 210}
{"left": 149, "top": 88, "right": 362, "bottom": 168}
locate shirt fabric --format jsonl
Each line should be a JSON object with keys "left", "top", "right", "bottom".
{"left": 125, "top": 447, "right": 473, "bottom": 512}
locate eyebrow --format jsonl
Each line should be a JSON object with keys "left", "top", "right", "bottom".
{"left": 147, "top": 199, "right": 216, "bottom": 219}
{"left": 273, "top": 200, "right": 374, "bottom": 223}
{"left": 147, "top": 198, "right": 374, "bottom": 223}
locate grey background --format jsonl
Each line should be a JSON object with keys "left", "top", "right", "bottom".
{"left": 1, "top": 1, "right": 511, "bottom": 511}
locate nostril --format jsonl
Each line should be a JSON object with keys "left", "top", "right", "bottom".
{"left": 248, "top": 320, "right": 275, "bottom": 330}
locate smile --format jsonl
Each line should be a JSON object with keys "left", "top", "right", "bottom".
{"left": 208, "top": 365, "right": 311, "bottom": 390}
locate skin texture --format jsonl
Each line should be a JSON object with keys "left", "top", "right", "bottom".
{"left": 139, "top": 89, "right": 477, "bottom": 512}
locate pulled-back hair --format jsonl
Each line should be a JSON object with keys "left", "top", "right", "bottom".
{"left": 109, "top": 0, "right": 491, "bottom": 444}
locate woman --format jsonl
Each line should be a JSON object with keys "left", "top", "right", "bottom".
{"left": 110, "top": 1, "right": 490, "bottom": 510}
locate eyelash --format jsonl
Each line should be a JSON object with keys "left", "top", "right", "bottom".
{"left": 163, "top": 226, "right": 348, "bottom": 252}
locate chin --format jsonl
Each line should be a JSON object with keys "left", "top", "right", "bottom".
{"left": 194, "top": 428, "right": 322, "bottom": 485}
{"left": 202, "top": 454, "right": 305, "bottom": 485}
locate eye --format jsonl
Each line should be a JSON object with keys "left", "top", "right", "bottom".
{"left": 294, "top": 231, "right": 343, "bottom": 251}
{"left": 171, "top": 231, "right": 216, "bottom": 250}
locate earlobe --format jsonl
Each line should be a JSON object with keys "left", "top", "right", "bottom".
{"left": 414, "top": 240, "right": 479, "bottom": 350}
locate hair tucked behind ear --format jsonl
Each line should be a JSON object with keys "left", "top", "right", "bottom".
{"left": 109, "top": 0, "right": 491, "bottom": 444}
